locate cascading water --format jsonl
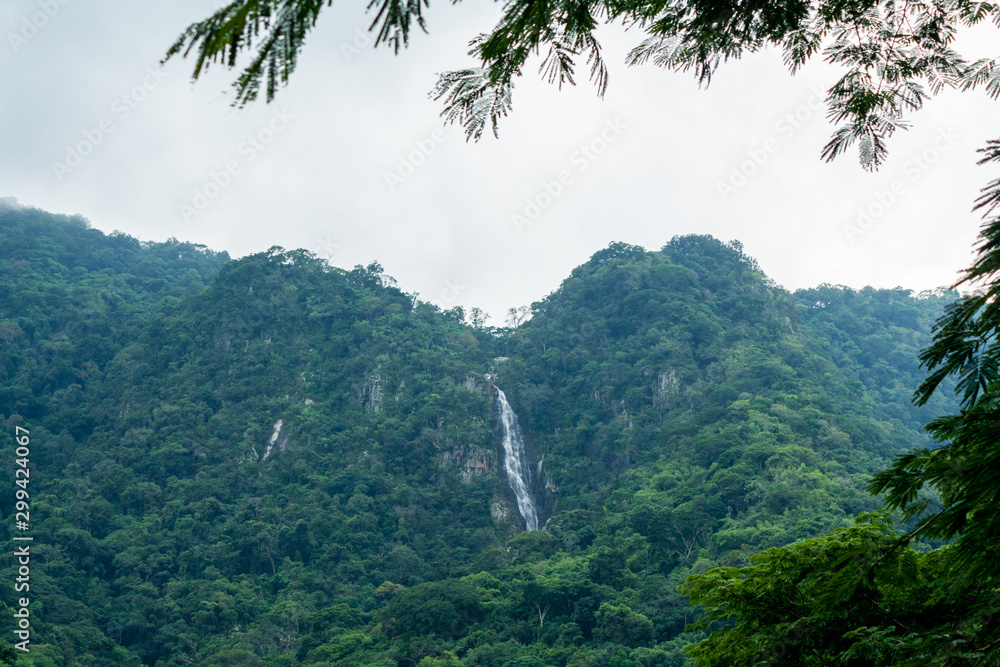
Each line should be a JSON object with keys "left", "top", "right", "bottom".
{"left": 495, "top": 388, "right": 540, "bottom": 531}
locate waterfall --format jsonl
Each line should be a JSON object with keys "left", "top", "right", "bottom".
{"left": 495, "top": 388, "right": 540, "bottom": 530}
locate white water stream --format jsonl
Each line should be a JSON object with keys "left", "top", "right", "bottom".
{"left": 495, "top": 388, "right": 540, "bottom": 530}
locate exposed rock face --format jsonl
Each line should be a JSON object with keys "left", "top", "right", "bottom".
{"left": 360, "top": 372, "right": 383, "bottom": 413}
{"left": 544, "top": 475, "right": 559, "bottom": 494}
{"left": 262, "top": 420, "right": 289, "bottom": 461}
{"left": 461, "top": 448, "right": 494, "bottom": 483}
{"left": 536, "top": 455, "right": 560, "bottom": 501}
{"left": 442, "top": 445, "right": 495, "bottom": 484}
{"left": 658, "top": 370, "right": 679, "bottom": 395}
{"left": 490, "top": 497, "right": 513, "bottom": 524}
{"left": 654, "top": 369, "right": 680, "bottom": 406}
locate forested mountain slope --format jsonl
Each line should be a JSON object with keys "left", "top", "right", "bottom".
{"left": 0, "top": 200, "right": 229, "bottom": 432}
{"left": 0, "top": 206, "right": 959, "bottom": 666}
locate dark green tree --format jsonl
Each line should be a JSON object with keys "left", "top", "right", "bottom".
{"left": 680, "top": 136, "right": 1000, "bottom": 667}
{"left": 167, "top": 0, "right": 1000, "bottom": 166}
{"left": 868, "top": 139, "right": 1000, "bottom": 594}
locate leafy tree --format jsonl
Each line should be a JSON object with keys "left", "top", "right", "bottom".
{"left": 683, "top": 511, "right": 1000, "bottom": 666}
{"left": 681, "top": 137, "right": 1000, "bottom": 667}
{"left": 1, "top": 207, "right": 971, "bottom": 664}
{"left": 868, "top": 140, "right": 1000, "bottom": 596}
{"left": 593, "top": 603, "right": 655, "bottom": 647}
{"left": 379, "top": 580, "right": 485, "bottom": 638}
{"left": 168, "top": 0, "right": 1000, "bottom": 165}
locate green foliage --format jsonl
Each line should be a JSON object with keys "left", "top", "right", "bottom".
{"left": 682, "top": 512, "right": 1000, "bottom": 665}
{"left": 0, "top": 209, "right": 963, "bottom": 665}
{"left": 593, "top": 603, "right": 654, "bottom": 646}
{"left": 170, "top": 0, "right": 1000, "bottom": 168}
{"left": 678, "top": 131, "right": 1000, "bottom": 667}
{"left": 0, "top": 204, "right": 228, "bottom": 432}
{"left": 380, "top": 580, "right": 485, "bottom": 638}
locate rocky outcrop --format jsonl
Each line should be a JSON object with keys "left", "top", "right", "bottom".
{"left": 360, "top": 372, "right": 383, "bottom": 413}
{"left": 442, "top": 445, "right": 495, "bottom": 484}
{"left": 490, "top": 497, "right": 513, "bottom": 524}
{"left": 262, "top": 420, "right": 289, "bottom": 461}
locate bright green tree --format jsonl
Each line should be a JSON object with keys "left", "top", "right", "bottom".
{"left": 867, "top": 139, "right": 1000, "bottom": 599}
{"left": 682, "top": 512, "right": 1000, "bottom": 666}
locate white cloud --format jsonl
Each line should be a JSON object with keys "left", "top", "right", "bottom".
{"left": 0, "top": 0, "right": 993, "bottom": 319}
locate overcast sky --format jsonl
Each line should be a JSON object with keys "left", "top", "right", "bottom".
{"left": 2, "top": 1, "right": 997, "bottom": 322}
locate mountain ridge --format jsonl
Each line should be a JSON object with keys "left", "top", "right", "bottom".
{"left": 0, "top": 206, "right": 960, "bottom": 666}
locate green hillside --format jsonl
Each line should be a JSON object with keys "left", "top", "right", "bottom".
{"left": 0, "top": 206, "right": 960, "bottom": 666}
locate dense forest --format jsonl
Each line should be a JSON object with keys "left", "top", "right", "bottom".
{"left": 0, "top": 201, "right": 964, "bottom": 666}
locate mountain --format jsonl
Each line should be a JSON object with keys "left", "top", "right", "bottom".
{"left": 0, "top": 204, "right": 959, "bottom": 666}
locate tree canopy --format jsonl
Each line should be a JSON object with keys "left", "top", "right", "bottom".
{"left": 679, "top": 132, "right": 1000, "bottom": 667}
{"left": 1, "top": 204, "right": 967, "bottom": 664}
{"left": 167, "top": 0, "right": 1000, "bottom": 167}
{"left": 117, "top": 1, "right": 1000, "bottom": 664}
